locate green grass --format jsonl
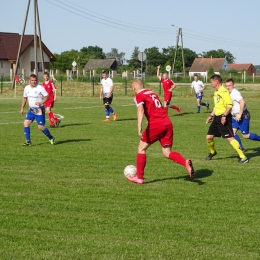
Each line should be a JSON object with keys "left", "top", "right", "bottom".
{"left": 0, "top": 86, "right": 260, "bottom": 259}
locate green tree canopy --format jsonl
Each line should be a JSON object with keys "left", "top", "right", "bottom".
{"left": 106, "top": 48, "right": 125, "bottom": 66}
{"left": 200, "top": 49, "right": 235, "bottom": 63}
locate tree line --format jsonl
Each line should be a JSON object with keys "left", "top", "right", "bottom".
{"left": 50, "top": 45, "right": 235, "bottom": 75}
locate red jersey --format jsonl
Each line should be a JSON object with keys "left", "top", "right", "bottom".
{"left": 161, "top": 78, "right": 174, "bottom": 92}
{"left": 42, "top": 80, "right": 56, "bottom": 102}
{"left": 134, "top": 89, "right": 169, "bottom": 126}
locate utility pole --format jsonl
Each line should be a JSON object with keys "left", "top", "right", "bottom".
{"left": 171, "top": 25, "right": 185, "bottom": 77}
{"left": 12, "top": 0, "right": 45, "bottom": 88}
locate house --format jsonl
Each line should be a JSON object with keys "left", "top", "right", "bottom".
{"left": 228, "top": 63, "right": 256, "bottom": 75}
{"left": 83, "top": 59, "right": 117, "bottom": 71}
{"left": 189, "top": 57, "right": 230, "bottom": 77}
{"left": 0, "top": 32, "right": 56, "bottom": 79}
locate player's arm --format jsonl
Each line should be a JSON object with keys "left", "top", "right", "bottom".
{"left": 156, "top": 65, "right": 162, "bottom": 81}
{"left": 235, "top": 98, "right": 246, "bottom": 121}
{"left": 190, "top": 84, "right": 194, "bottom": 95}
{"left": 53, "top": 83, "right": 57, "bottom": 101}
{"left": 206, "top": 110, "right": 215, "bottom": 123}
{"left": 20, "top": 97, "right": 27, "bottom": 115}
{"left": 100, "top": 84, "right": 103, "bottom": 100}
{"left": 137, "top": 104, "right": 144, "bottom": 136}
{"left": 107, "top": 84, "right": 114, "bottom": 98}
{"left": 35, "top": 95, "right": 49, "bottom": 107}
{"left": 169, "top": 81, "right": 176, "bottom": 91}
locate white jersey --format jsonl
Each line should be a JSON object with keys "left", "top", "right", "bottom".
{"left": 191, "top": 80, "right": 204, "bottom": 94}
{"left": 101, "top": 77, "right": 113, "bottom": 93}
{"left": 23, "top": 84, "right": 48, "bottom": 108}
{"left": 230, "top": 88, "right": 247, "bottom": 115}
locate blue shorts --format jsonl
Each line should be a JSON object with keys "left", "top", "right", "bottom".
{"left": 232, "top": 117, "right": 250, "bottom": 135}
{"left": 25, "top": 110, "right": 45, "bottom": 126}
{"left": 196, "top": 92, "right": 203, "bottom": 100}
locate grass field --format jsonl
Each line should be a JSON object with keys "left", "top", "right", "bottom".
{"left": 0, "top": 83, "right": 260, "bottom": 259}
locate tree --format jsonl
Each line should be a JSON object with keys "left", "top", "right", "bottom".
{"left": 80, "top": 46, "right": 106, "bottom": 59}
{"left": 127, "top": 47, "right": 141, "bottom": 70}
{"left": 144, "top": 47, "right": 166, "bottom": 67}
{"left": 200, "top": 49, "right": 235, "bottom": 63}
{"left": 106, "top": 48, "right": 125, "bottom": 66}
{"left": 207, "top": 66, "right": 215, "bottom": 78}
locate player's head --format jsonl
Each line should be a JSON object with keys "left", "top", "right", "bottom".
{"left": 225, "top": 78, "right": 235, "bottom": 93}
{"left": 162, "top": 73, "right": 168, "bottom": 80}
{"left": 210, "top": 74, "right": 222, "bottom": 89}
{"left": 132, "top": 79, "right": 144, "bottom": 93}
{"left": 194, "top": 74, "right": 199, "bottom": 81}
{"left": 102, "top": 70, "right": 108, "bottom": 79}
{"left": 43, "top": 72, "right": 49, "bottom": 81}
{"left": 29, "top": 74, "right": 38, "bottom": 87}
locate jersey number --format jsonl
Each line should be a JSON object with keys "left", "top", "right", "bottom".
{"left": 151, "top": 94, "right": 161, "bottom": 108}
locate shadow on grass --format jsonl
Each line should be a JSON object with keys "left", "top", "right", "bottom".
{"left": 55, "top": 138, "right": 91, "bottom": 145}
{"left": 58, "top": 123, "right": 91, "bottom": 128}
{"left": 115, "top": 118, "right": 137, "bottom": 122}
{"left": 144, "top": 168, "right": 213, "bottom": 186}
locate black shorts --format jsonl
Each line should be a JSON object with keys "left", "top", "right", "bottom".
{"left": 207, "top": 114, "right": 234, "bottom": 138}
{"left": 103, "top": 93, "right": 113, "bottom": 105}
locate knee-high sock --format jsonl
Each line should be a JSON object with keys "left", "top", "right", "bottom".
{"left": 105, "top": 109, "right": 110, "bottom": 118}
{"left": 136, "top": 153, "right": 146, "bottom": 179}
{"left": 230, "top": 139, "right": 246, "bottom": 159}
{"left": 109, "top": 107, "right": 114, "bottom": 114}
{"left": 49, "top": 111, "right": 59, "bottom": 122}
{"left": 48, "top": 112, "right": 55, "bottom": 125}
{"left": 197, "top": 105, "right": 201, "bottom": 112}
{"left": 249, "top": 133, "right": 260, "bottom": 141}
{"left": 206, "top": 140, "right": 215, "bottom": 154}
{"left": 42, "top": 128, "right": 53, "bottom": 140}
{"left": 171, "top": 105, "right": 179, "bottom": 111}
{"left": 24, "top": 127, "right": 30, "bottom": 141}
{"left": 168, "top": 151, "right": 186, "bottom": 166}
{"left": 234, "top": 134, "right": 244, "bottom": 150}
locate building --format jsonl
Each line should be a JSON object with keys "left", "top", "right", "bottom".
{"left": 83, "top": 59, "right": 117, "bottom": 71}
{"left": 228, "top": 63, "right": 256, "bottom": 75}
{"left": 189, "top": 57, "right": 230, "bottom": 77}
{"left": 0, "top": 32, "right": 56, "bottom": 79}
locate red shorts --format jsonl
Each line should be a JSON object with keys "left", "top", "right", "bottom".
{"left": 141, "top": 122, "right": 173, "bottom": 147}
{"left": 164, "top": 92, "right": 172, "bottom": 103}
{"left": 45, "top": 100, "right": 54, "bottom": 108}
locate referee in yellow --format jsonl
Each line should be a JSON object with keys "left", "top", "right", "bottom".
{"left": 205, "top": 74, "right": 248, "bottom": 163}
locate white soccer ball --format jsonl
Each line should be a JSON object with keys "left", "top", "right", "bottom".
{"left": 124, "top": 165, "right": 137, "bottom": 178}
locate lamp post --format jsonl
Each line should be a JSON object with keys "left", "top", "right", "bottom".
{"left": 171, "top": 24, "right": 185, "bottom": 77}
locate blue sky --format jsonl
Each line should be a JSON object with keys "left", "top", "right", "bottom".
{"left": 1, "top": 0, "right": 260, "bottom": 65}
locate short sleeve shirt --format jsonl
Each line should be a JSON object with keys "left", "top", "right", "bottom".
{"left": 134, "top": 89, "right": 168, "bottom": 126}
{"left": 101, "top": 77, "right": 113, "bottom": 93}
{"left": 191, "top": 80, "right": 204, "bottom": 93}
{"left": 230, "top": 88, "right": 247, "bottom": 115}
{"left": 23, "top": 84, "right": 48, "bottom": 108}
{"left": 161, "top": 78, "right": 174, "bottom": 92}
{"left": 42, "top": 80, "right": 56, "bottom": 102}
{"left": 213, "top": 85, "right": 233, "bottom": 116}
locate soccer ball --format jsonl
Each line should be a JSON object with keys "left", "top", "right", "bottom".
{"left": 124, "top": 165, "right": 137, "bottom": 178}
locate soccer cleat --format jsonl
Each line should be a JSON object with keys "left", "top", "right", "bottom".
{"left": 205, "top": 151, "right": 217, "bottom": 161}
{"left": 55, "top": 119, "right": 61, "bottom": 127}
{"left": 50, "top": 137, "right": 56, "bottom": 145}
{"left": 238, "top": 157, "right": 248, "bottom": 163}
{"left": 113, "top": 113, "right": 117, "bottom": 121}
{"left": 23, "top": 141, "right": 32, "bottom": 146}
{"left": 185, "top": 159, "right": 195, "bottom": 178}
{"left": 103, "top": 118, "right": 110, "bottom": 122}
{"left": 177, "top": 107, "right": 181, "bottom": 115}
{"left": 207, "top": 104, "right": 210, "bottom": 110}
{"left": 50, "top": 124, "right": 55, "bottom": 128}
{"left": 126, "top": 175, "right": 144, "bottom": 184}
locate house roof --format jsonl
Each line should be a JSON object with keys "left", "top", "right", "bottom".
{"left": 189, "top": 57, "right": 227, "bottom": 72}
{"left": 228, "top": 63, "right": 252, "bottom": 71}
{"left": 0, "top": 32, "right": 56, "bottom": 61}
{"left": 84, "top": 59, "right": 117, "bottom": 70}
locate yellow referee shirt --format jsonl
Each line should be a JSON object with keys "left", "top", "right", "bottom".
{"left": 213, "top": 85, "right": 233, "bottom": 116}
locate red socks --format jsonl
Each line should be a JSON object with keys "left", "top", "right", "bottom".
{"left": 171, "top": 105, "right": 179, "bottom": 110}
{"left": 168, "top": 151, "right": 186, "bottom": 166}
{"left": 49, "top": 111, "right": 59, "bottom": 125}
{"left": 136, "top": 153, "right": 146, "bottom": 179}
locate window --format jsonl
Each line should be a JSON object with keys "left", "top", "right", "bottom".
{"left": 0, "top": 61, "right": 3, "bottom": 68}
{"left": 38, "top": 62, "right": 42, "bottom": 72}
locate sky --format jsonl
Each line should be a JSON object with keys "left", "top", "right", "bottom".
{"left": 1, "top": 0, "right": 260, "bottom": 66}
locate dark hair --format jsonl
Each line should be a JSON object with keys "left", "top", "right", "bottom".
{"left": 102, "top": 70, "right": 107, "bottom": 74}
{"left": 225, "top": 78, "right": 234, "bottom": 84}
{"left": 194, "top": 74, "right": 198, "bottom": 77}
{"left": 210, "top": 74, "right": 222, "bottom": 83}
{"left": 29, "top": 74, "right": 37, "bottom": 79}
{"left": 44, "top": 72, "right": 50, "bottom": 77}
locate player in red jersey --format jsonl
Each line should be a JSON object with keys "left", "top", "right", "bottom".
{"left": 42, "top": 72, "right": 61, "bottom": 127}
{"left": 157, "top": 65, "right": 181, "bottom": 115}
{"left": 126, "top": 79, "right": 195, "bottom": 185}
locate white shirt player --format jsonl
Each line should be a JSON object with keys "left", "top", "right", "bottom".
{"left": 23, "top": 84, "right": 48, "bottom": 108}
{"left": 191, "top": 80, "right": 205, "bottom": 95}
{"left": 101, "top": 77, "right": 113, "bottom": 94}
{"left": 230, "top": 88, "right": 247, "bottom": 115}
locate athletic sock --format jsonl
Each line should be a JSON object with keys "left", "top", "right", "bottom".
{"left": 234, "top": 134, "right": 245, "bottom": 150}
{"left": 42, "top": 128, "right": 53, "bottom": 140}
{"left": 197, "top": 106, "right": 201, "bottom": 112}
{"left": 230, "top": 139, "right": 246, "bottom": 159}
{"left": 24, "top": 126, "right": 30, "bottom": 141}
{"left": 51, "top": 112, "right": 59, "bottom": 122}
{"left": 49, "top": 112, "right": 55, "bottom": 126}
{"left": 171, "top": 105, "right": 179, "bottom": 111}
{"left": 109, "top": 107, "right": 114, "bottom": 114}
{"left": 136, "top": 153, "right": 146, "bottom": 179}
{"left": 168, "top": 151, "right": 186, "bottom": 166}
{"left": 105, "top": 109, "right": 110, "bottom": 118}
{"left": 206, "top": 140, "right": 216, "bottom": 154}
{"left": 249, "top": 133, "right": 260, "bottom": 141}
{"left": 202, "top": 102, "right": 207, "bottom": 106}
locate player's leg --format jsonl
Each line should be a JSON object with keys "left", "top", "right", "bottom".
{"left": 241, "top": 118, "right": 260, "bottom": 141}
{"left": 23, "top": 110, "right": 35, "bottom": 145}
{"left": 45, "top": 106, "right": 55, "bottom": 127}
{"left": 205, "top": 119, "right": 218, "bottom": 160}
{"left": 196, "top": 96, "right": 201, "bottom": 113}
{"left": 103, "top": 97, "right": 110, "bottom": 121}
{"left": 108, "top": 95, "right": 117, "bottom": 121}
{"left": 232, "top": 118, "right": 245, "bottom": 151}
{"left": 36, "top": 115, "right": 55, "bottom": 144}
{"left": 200, "top": 95, "right": 209, "bottom": 109}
